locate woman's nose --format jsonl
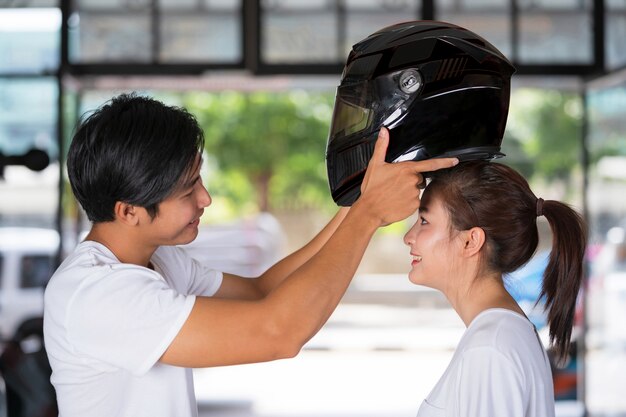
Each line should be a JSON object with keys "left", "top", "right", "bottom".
{"left": 403, "top": 230, "right": 413, "bottom": 246}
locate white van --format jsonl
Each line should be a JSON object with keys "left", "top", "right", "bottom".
{"left": 0, "top": 227, "right": 59, "bottom": 342}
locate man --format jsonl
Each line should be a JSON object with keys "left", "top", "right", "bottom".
{"left": 43, "top": 93, "right": 456, "bottom": 417}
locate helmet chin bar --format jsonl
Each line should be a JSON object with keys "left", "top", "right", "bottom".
{"left": 326, "top": 21, "right": 515, "bottom": 206}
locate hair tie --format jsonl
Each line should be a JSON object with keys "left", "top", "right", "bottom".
{"left": 536, "top": 198, "right": 544, "bottom": 217}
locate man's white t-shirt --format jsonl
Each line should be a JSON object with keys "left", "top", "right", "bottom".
{"left": 417, "top": 308, "right": 555, "bottom": 417}
{"left": 43, "top": 241, "right": 223, "bottom": 417}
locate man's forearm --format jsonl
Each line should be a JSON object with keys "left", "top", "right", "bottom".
{"left": 260, "top": 201, "right": 379, "bottom": 347}
{"left": 253, "top": 207, "right": 350, "bottom": 295}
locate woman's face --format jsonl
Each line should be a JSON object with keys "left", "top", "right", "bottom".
{"left": 403, "top": 195, "right": 462, "bottom": 289}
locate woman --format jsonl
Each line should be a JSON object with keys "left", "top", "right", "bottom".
{"left": 404, "top": 161, "right": 587, "bottom": 417}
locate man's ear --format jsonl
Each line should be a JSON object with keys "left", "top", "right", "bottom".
{"left": 113, "top": 201, "right": 139, "bottom": 226}
{"left": 461, "top": 227, "right": 486, "bottom": 257}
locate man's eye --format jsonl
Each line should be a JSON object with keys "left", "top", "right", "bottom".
{"left": 420, "top": 217, "right": 428, "bottom": 225}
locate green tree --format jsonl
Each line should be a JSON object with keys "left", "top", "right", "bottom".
{"left": 185, "top": 90, "right": 335, "bottom": 213}
{"left": 506, "top": 89, "right": 583, "bottom": 183}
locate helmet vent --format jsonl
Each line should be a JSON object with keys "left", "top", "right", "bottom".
{"left": 331, "top": 141, "right": 375, "bottom": 187}
{"left": 436, "top": 57, "right": 468, "bottom": 80}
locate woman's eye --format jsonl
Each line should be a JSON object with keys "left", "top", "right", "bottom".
{"left": 420, "top": 217, "right": 428, "bottom": 225}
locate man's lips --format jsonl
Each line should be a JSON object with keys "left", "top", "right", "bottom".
{"left": 188, "top": 210, "right": 204, "bottom": 226}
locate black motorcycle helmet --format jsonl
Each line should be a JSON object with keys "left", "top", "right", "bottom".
{"left": 326, "top": 20, "right": 516, "bottom": 206}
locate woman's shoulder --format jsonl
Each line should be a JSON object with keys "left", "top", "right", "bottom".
{"left": 461, "top": 308, "right": 540, "bottom": 356}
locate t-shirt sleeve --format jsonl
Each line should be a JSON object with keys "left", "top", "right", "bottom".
{"left": 451, "top": 347, "right": 526, "bottom": 417}
{"left": 156, "top": 246, "right": 223, "bottom": 297}
{"left": 185, "top": 256, "right": 223, "bottom": 296}
{"left": 66, "top": 266, "right": 195, "bottom": 376}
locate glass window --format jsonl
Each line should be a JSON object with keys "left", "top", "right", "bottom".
{"left": 6, "top": 0, "right": 59, "bottom": 5}
{"left": 0, "top": 78, "right": 59, "bottom": 226}
{"left": 518, "top": 0, "right": 587, "bottom": 8}
{"left": 436, "top": 0, "right": 511, "bottom": 59}
{"left": 586, "top": 75, "right": 626, "bottom": 416}
{"left": 69, "top": 0, "right": 152, "bottom": 63}
{"left": 0, "top": 8, "right": 60, "bottom": 74}
{"left": 0, "top": 254, "right": 3, "bottom": 288}
{"left": 345, "top": 1, "right": 420, "bottom": 58}
{"left": 518, "top": 0, "right": 593, "bottom": 64}
{"left": 606, "top": 1, "right": 626, "bottom": 70}
{"left": 0, "top": 78, "right": 58, "bottom": 160}
{"left": 158, "top": 0, "right": 242, "bottom": 63}
{"left": 20, "top": 255, "right": 54, "bottom": 289}
{"left": 160, "top": 0, "right": 239, "bottom": 10}
{"left": 261, "top": 0, "right": 339, "bottom": 63}
{"left": 587, "top": 84, "right": 626, "bottom": 244}
{"left": 160, "top": 13, "right": 241, "bottom": 62}
{"left": 70, "top": 0, "right": 243, "bottom": 64}
{"left": 75, "top": 0, "right": 142, "bottom": 8}
{"left": 69, "top": 12, "right": 152, "bottom": 63}
{"left": 160, "top": 0, "right": 199, "bottom": 9}
{"left": 437, "top": 0, "right": 506, "bottom": 7}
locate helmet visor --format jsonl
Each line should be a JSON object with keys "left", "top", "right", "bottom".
{"left": 328, "top": 68, "right": 422, "bottom": 147}
{"left": 328, "top": 85, "right": 373, "bottom": 140}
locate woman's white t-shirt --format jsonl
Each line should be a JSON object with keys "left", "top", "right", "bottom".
{"left": 417, "top": 308, "right": 555, "bottom": 417}
{"left": 43, "top": 241, "right": 223, "bottom": 417}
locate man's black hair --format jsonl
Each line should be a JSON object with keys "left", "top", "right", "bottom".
{"left": 67, "top": 93, "right": 205, "bottom": 223}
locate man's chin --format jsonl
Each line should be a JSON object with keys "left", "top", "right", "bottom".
{"left": 167, "top": 229, "right": 199, "bottom": 247}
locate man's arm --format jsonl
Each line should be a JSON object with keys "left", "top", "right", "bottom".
{"left": 213, "top": 207, "right": 350, "bottom": 300}
{"left": 160, "top": 128, "right": 457, "bottom": 368}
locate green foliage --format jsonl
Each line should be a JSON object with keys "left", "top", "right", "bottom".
{"left": 184, "top": 90, "right": 336, "bottom": 214}
{"left": 587, "top": 87, "right": 626, "bottom": 163}
{"left": 505, "top": 89, "right": 583, "bottom": 182}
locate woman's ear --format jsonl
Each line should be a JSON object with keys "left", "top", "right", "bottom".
{"left": 461, "top": 226, "right": 486, "bottom": 257}
{"left": 113, "top": 201, "right": 140, "bottom": 226}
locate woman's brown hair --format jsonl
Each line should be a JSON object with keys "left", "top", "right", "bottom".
{"left": 421, "top": 161, "right": 587, "bottom": 361}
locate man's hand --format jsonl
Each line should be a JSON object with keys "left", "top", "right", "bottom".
{"left": 356, "top": 127, "right": 458, "bottom": 226}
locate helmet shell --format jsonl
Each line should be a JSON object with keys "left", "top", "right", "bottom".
{"left": 326, "top": 20, "right": 516, "bottom": 206}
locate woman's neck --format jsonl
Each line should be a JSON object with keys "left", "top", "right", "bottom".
{"left": 445, "top": 272, "right": 525, "bottom": 327}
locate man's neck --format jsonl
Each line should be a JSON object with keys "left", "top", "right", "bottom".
{"left": 85, "top": 223, "right": 157, "bottom": 267}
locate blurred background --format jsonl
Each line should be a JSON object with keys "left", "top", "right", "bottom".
{"left": 0, "top": 1, "right": 625, "bottom": 416}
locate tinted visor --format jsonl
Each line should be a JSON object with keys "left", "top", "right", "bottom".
{"left": 328, "top": 68, "right": 423, "bottom": 147}
{"left": 328, "top": 85, "right": 374, "bottom": 140}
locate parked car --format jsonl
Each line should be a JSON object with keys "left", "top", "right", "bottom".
{"left": 505, "top": 249, "right": 550, "bottom": 330}
{"left": 0, "top": 228, "right": 59, "bottom": 343}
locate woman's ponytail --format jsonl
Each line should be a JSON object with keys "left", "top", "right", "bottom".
{"left": 539, "top": 199, "right": 587, "bottom": 362}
